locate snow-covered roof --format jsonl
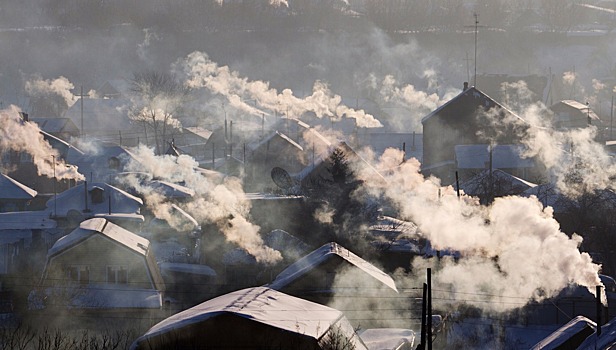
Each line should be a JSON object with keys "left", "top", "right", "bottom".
{"left": 455, "top": 144, "right": 535, "bottom": 169}
{"left": 148, "top": 180, "right": 195, "bottom": 199}
{"left": 554, "top": 100, "right": 600, "bottom": 121}
{"left": 0, "top": 211, "right": 56, "bottom": 230}
{"left": 183, "top": 126, "right": 213, "bottom": 140}
{"left": 268, "top": 242, "right": 398, "bottom": 293}
{"left": 46, "top": 182, "right": 143, "bottom": 217}
{"left": 358, "top": 328, "right": 416, "bottom": 350}
{"left": 422, "top": 87, "right": 509, "bottom": 123}
{"left": 131, "top": 287, "right": 367, "bottom": 350}
{"left": 0, "top": 173, "right": 37, "bottom": 199}
{"left": 48, "top": 218, "right": 150, "bottom": 257}
{"left": 30, "top": 118, "right": 79, "bottom": 134}
{"left": 460, "top": 169, "right": 537, "bottom": 196}
{"left": 531, "top": 315, "right": 595, "bottom": 350}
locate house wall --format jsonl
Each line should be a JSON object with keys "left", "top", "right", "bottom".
{"left": 44, "top": 235, "right": 154, "bottom": 289}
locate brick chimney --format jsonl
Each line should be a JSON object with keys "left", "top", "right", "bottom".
{"left": 463, "top": 82, "right": 469, "bottom": 91}
{"left": 19, "top": 112, "right": 28, "bottom": 122}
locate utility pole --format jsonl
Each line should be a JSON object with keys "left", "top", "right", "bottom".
{"left": 52, "top": 155, "right": 56, "bottom": 218}
{"left": 79, "top": 86, "right": 86, "bottom": 139}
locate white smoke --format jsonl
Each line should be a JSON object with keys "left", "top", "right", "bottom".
{"left": 378, "top": 74, "right": 458, "bottom": 131}
{"left": 499, "top": 81, "right": 616, "bottom": 197}
{"left": 357, "top": 148, "right": 602, "bottom": 312}
{"left": 121, "top": 146, "right": 282, "bottom": 264}
{"left": 176, "top": 51, "right": 382, "bottom": 128}
{"left": 24, "top": 75, "right": 78, "bottom": 107}
{"left": 0, "top": 106, "right": 84, "bottom": 181}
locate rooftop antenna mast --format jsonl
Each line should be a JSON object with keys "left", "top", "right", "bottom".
{"left": 465, "top": 13, "right": 485, "bottom": 87}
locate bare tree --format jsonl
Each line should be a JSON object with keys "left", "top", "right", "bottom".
{"left": 129, "top": 70, "right": 191, "bottom": 154}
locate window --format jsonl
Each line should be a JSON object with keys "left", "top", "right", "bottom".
{"left": 107, "top": 265, "right": 128, "bottom": 284}
{"left": 66, "top": 265, "right": 89, "bottom": 285}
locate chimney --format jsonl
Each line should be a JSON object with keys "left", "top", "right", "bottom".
{"left": 19, "top": 112, "right": 29, "bottom": 122}
{"left": 463, "top": 82, "right": 469, "bottom": 91}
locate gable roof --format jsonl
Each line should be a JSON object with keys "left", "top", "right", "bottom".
{"left": 46, "top": 182, "right": 143, "bottom": 216}
{"left": 0, "top": 173, "right": 37, "bottom": 199}
{"left": 552, "top": 100, "right": 600, "bottom": 121}
{"left": 268, "top": 242, "right": 398, "bottom": 293}
{"left": 131, "top": 287, "right": 367, "bottom": 350}
{"left": 30, "top": 118, "right": 80, "bottom": 134}
{"left": 460, "top": 169, "right": 537, "bottom": 197}
{"left": 48, "top": 218, "right": 149, "bottom": 258}
{"left": 421, "top": 87, "right": 520, "bottom": 124}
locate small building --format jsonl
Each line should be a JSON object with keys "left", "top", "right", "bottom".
{"left": 36, "top": 218, "right": 165, "bottom": 309}
{"left": 550, "top": 100, "right": 601, "bottom": 130}
{"left": 129, "top": 286, "right": 368, "bottom": 350}
{"left": 454, "top": 144, "right": 537, "bottom": 181}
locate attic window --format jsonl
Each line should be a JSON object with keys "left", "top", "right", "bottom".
{"left": 90, "top": 186, "right": 105, "bottom": 204}
{"left": 107, "top": 265, "right": 128, "bottom": 284}
{"left": 66, "top": 265, "right": 89, "bottom": 285}
{"left": 108, "top": 157, "right": 120, "bottom": 170}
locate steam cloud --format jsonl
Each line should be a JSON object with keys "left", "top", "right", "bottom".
{"left": 357, "top": 148, "right": 601, "bottom": 312}
{"left": 0, "top": 105, "right": 84, "bottom": 181}
{"left": 120, "top": 146, "right": 282, "bottom": 264}
{"left": 177, "top": 51, "right": 382, "bottom": 128}
{"left": 24, "top": 75, "right": 78, "bottom": 108}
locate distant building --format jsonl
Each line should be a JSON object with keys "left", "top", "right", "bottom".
{"left": 421, "top": 85, "right": 528, "bottom": 183}
{"left": 550, "top": 100, "right": 601, "bottom": 130}
{"left": 0, "top": 173, "right": 38, "bottom": 212}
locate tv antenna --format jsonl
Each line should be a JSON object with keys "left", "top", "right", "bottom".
{"left": 465, "top": 13, "right": 486, "bottom": 87}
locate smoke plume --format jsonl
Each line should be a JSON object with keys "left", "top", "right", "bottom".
{"left": 177, "top": 51, "right": 382, "bottom": 128}
{"left": 0, "top": 105, "right": 84, "bottom": 181}
{"left": 357, "top": 148, "right": 601, "bottom": 312}
{"left": 25, "top": 75, "right": 78, "bottom": 107}
{"left": 120, "top": 146, "right": 282, "bottom": 264}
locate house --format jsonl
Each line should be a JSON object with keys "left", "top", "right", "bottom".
{"left": 36, "top": 218, "right": 165, "bottom": 309}
{"left": 421, "top": 84, "right": 528, "bottom": 184}
{"left": 550, "top": 100, "right": 601, "bottom": 130}
{"left": 0, "top": 173, "right": 38, "bottom": 212}
{"left": 246, "top": 130, "right": 306, "bottom": 191}
{"left": 245, "top": 118, "right": 334, "bottom": 192}
{"left": 267, "top": 242, "right": 398, "bottom": 314}
{"left": 3, "top": 117, "right": 84, "bottom": 194}
{"left": 129, "top": 286, "right": 369, "bottom": 350}
{"left": 45, "top": 182, "right": 143, "bottom": 227}
{"left": 63, "top": 97, "right": 141, "bottom": 146}
{"left": 71, "top": 143, "right": 141, "bottom": 183}
{"left": 30, "top": 117, "right": 80, "bottom": 141}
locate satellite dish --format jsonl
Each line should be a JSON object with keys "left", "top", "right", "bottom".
{"left": 271, "top": 167, "right": 294, "bottom": 190}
